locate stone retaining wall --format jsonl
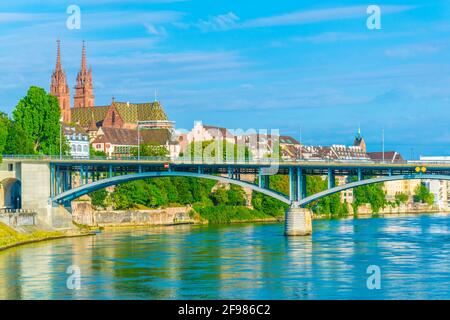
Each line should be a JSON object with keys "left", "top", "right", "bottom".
{"left": 72, "top": 201, "right": 193, "bottom": 227}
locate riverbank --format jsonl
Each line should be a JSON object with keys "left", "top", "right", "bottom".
{"left": 0, "top": 222, "right": 94, "bottom": 252}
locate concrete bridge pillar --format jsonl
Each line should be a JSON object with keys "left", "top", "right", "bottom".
{"left": 20, "top": 162, "right": 73, "bottom": 230}
{"left": 284, "top": 206, "right": 312, "bottom": 236}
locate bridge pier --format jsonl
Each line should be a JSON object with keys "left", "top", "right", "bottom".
{"left": 284, "top": 206, "right": 312, "bottom": 236}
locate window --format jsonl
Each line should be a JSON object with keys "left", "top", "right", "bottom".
{"left": 96, "top": 144, "right": 101, "bottom": 149}
{"left": 71, "top": 145, "right": 76, "bottom": 152}
{"left": 112, "top": 111, "right": 116, "bottom": 125}
{"left": 8, "top": 164, "right": 13, "bottom": 172}
{"left": 83, "top": 145, "right": 88, "bottom": 152}
{"left": 77, "top": 145, "right": 81, "bottom": 152}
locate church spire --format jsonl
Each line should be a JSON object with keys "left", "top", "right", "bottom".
{"left": 81, "top": 40, "right": 87, "bottom": 73}
{"left": 74, "top": 40, "right": 95, "bottom": 108}
{"left": 56, "top": 39, "right": 62, "bottom": 71}
{"left": 50, "top": 40, "right": 71, "bottom": 122}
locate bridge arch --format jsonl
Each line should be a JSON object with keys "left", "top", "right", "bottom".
{"left": 52, "top": 171, "right": 291, "bottom": 206}
{"left": 297, "top": 174, "right": 450, "bottom": 207}
{"left": 0, "top": 178, "right": 21, "bottom": 209}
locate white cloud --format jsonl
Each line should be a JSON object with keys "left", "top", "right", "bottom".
{"left": 385, "top": 44, "right": 440, "bottom": 58}
{"left": 195, "top": 12, "right": 239, "bottom": 32}
{"left": 145, "top": 23, "right": 167, "bottom": 36}
{"left": 186, "top": 5, "right": 418, "bottom": 32}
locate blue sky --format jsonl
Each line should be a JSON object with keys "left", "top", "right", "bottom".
{"left": 0, "top": 0, "right": 450, "bottom": 158}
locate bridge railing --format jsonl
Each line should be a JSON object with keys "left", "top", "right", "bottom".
{"left": 3, "top": 154, "right": 450, "bottom": 166}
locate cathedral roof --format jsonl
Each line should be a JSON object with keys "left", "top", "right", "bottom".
{"left": 71, "top": 106, "right": 109, "bottom": 127}
{"left": 92, "top": 127, "right": 171, "bottom": 146}
{"left": 71, "top": 101, "right": 169, "bottom": 128}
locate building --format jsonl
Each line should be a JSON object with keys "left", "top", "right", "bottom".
{"left": 50, "top": 40, "right": 71, "bottom": 123}
{"left": 50, "top": 40, "right": 173, "bottom": 132}
{"left": 49, "top": 40, "right": 176, "bottom": 157}
{"left": 425, "top": 180, "right": 449, "bottom": 210}
{"left": 420, "top": 156, "right": 450, "bottom": 209}
{"left": 280, "top": 136, "right": 301, "bottom": 160}
{"left": 299, "top": 144, "right": 369, "bottom": 161}
{"left": 91, "top": 127, "right": 174, "bottom": 157}
{"left": 367, "top": 151, "right": 404, "bottom": 163}
{"left": 335, "top": 176, "right": 354, "bottom": 204}
{"left": 353, "top": 128, "right": 366, "bottom": 152}
{"left": 73, "top": 41, "right": 95, "bottom": 108}
{"left": 63, "top": 125, "right": 89, "bottom": 158}
{"left": 71, "top": 99, "right": 171, "bottom": 132}
{"left": 187, "top": 121, "right": 235, "bottom": 143}
{"left": 383, "top": 180, "right": 421, "bottom": 202}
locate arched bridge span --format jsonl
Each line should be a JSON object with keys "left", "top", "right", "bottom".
{"left": 296, "top": 174, "right": 450, "bottom": 207}
{"left": 52, "top": 171, "right": 291, "bottom": 205}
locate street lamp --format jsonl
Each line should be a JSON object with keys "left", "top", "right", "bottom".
{"left": 137, "top": 121, "right": 142, "bottom": 160}
{"left": 60, "top": 116, "right": 63, "bottom": 160}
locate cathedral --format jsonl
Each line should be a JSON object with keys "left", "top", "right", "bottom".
{"left": 50, "top": 40, "right": 172, "bottom": 131}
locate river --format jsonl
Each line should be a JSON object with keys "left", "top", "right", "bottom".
{"left": 0, "top": 213, "right": 449, "bottom": 299}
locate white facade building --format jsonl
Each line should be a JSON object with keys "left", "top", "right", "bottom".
{"left": 63, "top": 125, "right": 89, "bottom": 158}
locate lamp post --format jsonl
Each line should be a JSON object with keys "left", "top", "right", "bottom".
{"left": 137, "top": 122, "right": 140, "bottom": 160}
{"left": 137, "top": 121, "right": 142, "bottom": 160}
{"left": 60, "top": 116, "right": 63, "bottom": 160}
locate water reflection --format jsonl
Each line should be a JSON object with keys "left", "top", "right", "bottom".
{"left": 0, "top": 214, "right": 449, "bottom": 299}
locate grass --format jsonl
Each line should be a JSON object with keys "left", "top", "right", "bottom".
{"left": 0, "top": 222, "right": 63, "bottom": 248}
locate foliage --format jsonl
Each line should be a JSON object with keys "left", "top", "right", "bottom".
{"left": 12, "top": 86, "right": 67, "bottom": 155}
{"left": 193, "top": 205, "right": 272, "bottom": 224}
{"left": 353, "top": 182, "right": 387, "bottom": 213}
{"left": 130, "top": 144, "right": 169, "bottom": 157}
{"left": 394, "top": 192, "right": 409, "bottom": 206}
{"left": 251, "top": 192, "right": 287, "bottom": 217}
{"left": 304, "top": 176, "right": 348, "bottom": 216}
{"left": 89, "top": 189, "right": 108, "bottom": 209}
{"left": 185, "top": 140, "right": 251, "bottom": 161}
{"left": 413, "top": 183, "right": 435, "bottom": 205}
{"left": 3, "top": 121, "right": 35, "bottom": 155}
{"left": 90, "top": 146, "right": 106, "bottom": 157}
{"left": 0, "top": 112, "right": 9, "bottom": 160}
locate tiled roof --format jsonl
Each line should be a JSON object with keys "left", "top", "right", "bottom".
{"left": 92, "top": 127, "right": 171, "bottom": 146}
{"left": 300, "top": 145, "right": 369, "bottom": 160}
{"left": 367, "top": 151, "right": 404, "bottom": 162}
{"left": 203, "top": 125, "right": 233, "bottom": 138}
{"left": 71, "top": 106, "right": 109, "bottom": 127}
{"left": 114, "top": 101, "right": 168, "bottom": 123}
{"left": 71, "top": 101, "right": 169, "bottom": 127}
{"left": 280, "top": 135, "right": 300, "bottom": 145}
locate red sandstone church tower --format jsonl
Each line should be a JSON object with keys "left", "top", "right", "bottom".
{"left": 73, "top": 41, "right": 95, "bottom": 108}
{"left": 50, "top": 40, "right": 71, "bottom": 122}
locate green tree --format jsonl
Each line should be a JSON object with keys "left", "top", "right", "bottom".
{"left": 90, "top": 146, "right": 106, "bottom": 157}
{"left": 4, "top": 121, "right": 35, "bottom": 155}
{"left": 210, "top": 186, "right": 229, "bottom": 206}
{"left": 130, "top": 144, "right": 169, "bottom": 157}
{"left": 186, "top": 140, "right": 251, "bottom": 162}
{"left": 90, "top": 189, "right": 108, "bottom": 209}
{"left": 353, "top": 182, "right": 387, "bottom": 213}
{"left": 13, "top": 86, "right": 65, "bottom": 154}
{"left": 395, "top": 192, "right": 409, "bottom": 206}
{"left": 414, "top": 183, "right": 435, "bottom": 205}
{"left": 227, "top": 185, "right": 246, "bottom": 206}
{"left": 0, "top": 112, "right": 9, "bottom": 160}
